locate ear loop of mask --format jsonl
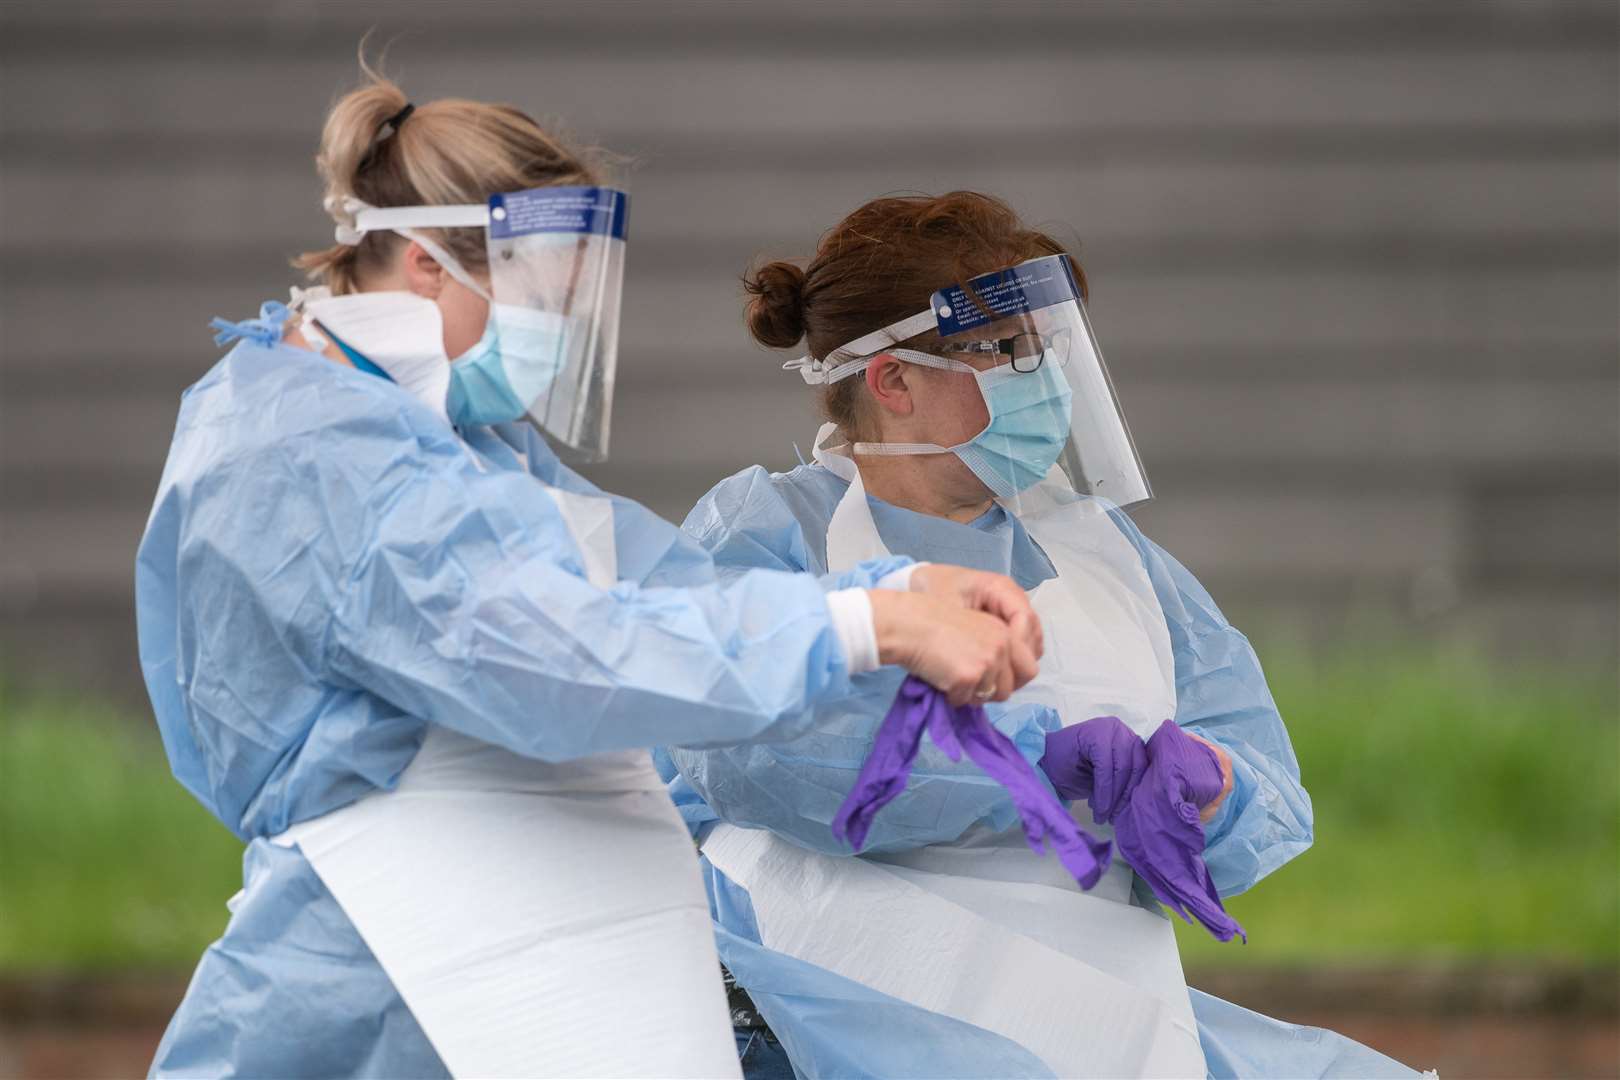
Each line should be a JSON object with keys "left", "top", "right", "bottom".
{"left": 390, "top": 227, "right": 494, "bottom": 303}
{"left": 840, "top": 348, "right": 984, "bottom": 456}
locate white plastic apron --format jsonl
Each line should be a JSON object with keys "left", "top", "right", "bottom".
{"left": 275, "top": 483, "right": 741, "bottom": 1079}
{"left": 702, "top": 429, "right": 1205, "bottom": 1078}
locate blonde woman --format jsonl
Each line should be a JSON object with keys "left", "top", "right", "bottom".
{"left": 137, "top": 73, "right": 1040, "bottom": 1078}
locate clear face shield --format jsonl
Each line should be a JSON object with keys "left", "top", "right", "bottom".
{"left": 790, "top": 254, "right": 1151, "bottom": 507}
{"left": 333, "top": 185, "right": 630, "bottom": 461}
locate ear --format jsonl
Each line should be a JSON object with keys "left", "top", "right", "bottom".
{"left": 865, "top": 353, "right": 915, "bottom": 417}
{"left": 400, "top": 240, "right": 447, "bottom": 300}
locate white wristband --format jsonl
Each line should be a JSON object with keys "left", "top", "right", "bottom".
{"left": 825, "top": 588, "right": 880, "bottom": 674}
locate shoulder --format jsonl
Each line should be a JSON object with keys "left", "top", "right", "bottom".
{"left": 685, "top": 462, "right": 844, "bottom": 534}
{"left": 195, "top": 343, "right": 457, "bottom": 456}
{"left": 163, "top": 342, "right": 470, "bottom": 519}
{"left": 683, "top": 462, "right": 846, "bottom": 572}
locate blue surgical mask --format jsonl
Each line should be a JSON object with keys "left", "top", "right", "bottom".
{"left": 952, "top": 359, "right": 1074, "bottom": 498}
{"left": 849, "top": 349, "right": 1075, "bottom": 499}
{"left": 447, "top": 305, "right": 577, "bottom": 427}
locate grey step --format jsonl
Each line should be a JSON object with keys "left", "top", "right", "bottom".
{"left": 3, "top": 0, "right": 1611, "bottom": 52}
{"left": 8, "top": 156, "right": 1616, "bottom": 253}
{"left": 4, "top": 47, "right": 1613, "bottom": 147}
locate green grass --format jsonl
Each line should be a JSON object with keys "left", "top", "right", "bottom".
{"left": 1176, "top": 643, "right": 1619, "bottom": 965}
{"left": 1, "top": 642, "right": 1615, "bottom": 972}
{"left": 0, "top": 681, "right": 245, "bottom": 970}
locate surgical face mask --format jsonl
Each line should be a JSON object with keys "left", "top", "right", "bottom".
{"left": 304, "top": 280, "right": 575, "bottom": 429}
{"left": 446, "top": 305, "right": 577, "bottom": 427}
{"left": 853, "top": 349, "right": 1075, "bottom": 499}
{"left": 955, "top": 359, "right": 1074, "bottom": 497}
{"left": 303, "top": 291, "right": 457, "bottom": 421}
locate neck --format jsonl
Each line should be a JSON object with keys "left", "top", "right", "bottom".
{"left": 856, "top": 453, "right": 995, "bottom": 524}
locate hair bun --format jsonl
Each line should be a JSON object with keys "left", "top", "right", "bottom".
{"left": 743, "top": 260, "right": 808, "bottom": 349}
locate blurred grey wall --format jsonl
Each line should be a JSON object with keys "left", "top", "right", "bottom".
{"left": 2, "top": 0, "right": 1616, "bottom": 697}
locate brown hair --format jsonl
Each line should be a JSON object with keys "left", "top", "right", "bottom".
{"left": 295, "top": 56, "right": 600, "bottom": 293}
{"left": 742, "top": 191, "right": 1087, "bottom": 441}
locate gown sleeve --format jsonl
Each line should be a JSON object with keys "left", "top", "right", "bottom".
{"left": 1107, "top": 509, "right": 1316, "bottom": 897}
{"left": 667, "top": 468, "right": 1061, "bottom": 855}
{"left": 222, "top": 400, "right": 902, "bottom": 762}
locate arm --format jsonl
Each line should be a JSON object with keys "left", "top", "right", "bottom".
{"left": 265, "top": 408, "right": 877, "bottom": 761}
{"left": 667, "top": 468, "right": 1055, "bottom": 854}
{"left": 1108, "top": 510, "right": 1315, "bottom": 896}
{"left": 669, "top": 682, "right": 1061, "bottom": 854}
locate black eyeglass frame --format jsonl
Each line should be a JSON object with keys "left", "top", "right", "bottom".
{"left": 936, "top": 328, "right": 1072, "bottom": 373}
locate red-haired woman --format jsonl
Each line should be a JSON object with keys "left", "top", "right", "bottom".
{"left": 663, "top": 192, "right": 1424, "bottom": 1079}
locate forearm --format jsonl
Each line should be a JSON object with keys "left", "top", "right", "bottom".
{"left": 670, "top": 688, "right": 1060, "bottom": 854}
{"left": 337, "top": 561, "right": 861, "bottom": 761}
{"left": 1185, "top": 724, "right": 1314, "bottom": 897}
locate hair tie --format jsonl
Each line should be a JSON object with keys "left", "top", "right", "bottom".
{"left": 357, "top": 104, "right": 415, "bottom": 175}
{"left": 379, "top": 103, "right": 414, "bottom": 137}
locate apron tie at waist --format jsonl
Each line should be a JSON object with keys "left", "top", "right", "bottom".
{"left": 832, "top": 674, "right": 1113, "bottom": 890}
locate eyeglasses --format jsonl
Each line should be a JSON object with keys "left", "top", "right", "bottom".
{"left": 938, "top": 327, "right": 1072, "bottom": 373}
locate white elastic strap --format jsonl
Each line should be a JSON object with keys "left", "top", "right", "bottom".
{"left": 329, "top": 197, "right": 494, "bottom": 301}
{"left": 832, "top": 310, "right": 940, "bottom": 363}
{"left": 790, "top": 345, "right": 974, "bottom": 387}
{"left": 393, "top": 227, "right": 494, "bottom": 303}
{"left": 824, "top": 588, "right": 880, "bottom": 674}
{"left": 352, "top": 203, "right": 490, "bottom": 232}
{"left": 850, "top": 441, "right": 952, "bottom": 456}
{"left": 787, "top": 308, "right": 941, "bottom": 385}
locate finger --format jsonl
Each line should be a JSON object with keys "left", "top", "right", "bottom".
{"left": 970, "top": 576, "right": 1022, "bottom": 618}
{"left": 990, "top": 583, "right": 1036, "bottom": 627}
{"left": 1009, "top": 610, "right": 1043, "bottom": 665}
{"left": 1008, "top": 636, "right": 1039, "bottom": 688}
{"left": 991, "top": 654, "right": 1015, "bottom": 702}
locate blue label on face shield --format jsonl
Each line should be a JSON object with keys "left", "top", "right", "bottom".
{"left": 488, "top": 186, "right": 630, "bottom": 241}
{"left": 930, "top": 254, "right": 1080, "bottom": 336}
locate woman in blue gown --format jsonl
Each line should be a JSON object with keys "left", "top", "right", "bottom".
{"left": 137, "top": 79, "right": 1043, "bottom": 1078}
{"left": 663, "top": 191, "right": 1426, "bottom": 1079}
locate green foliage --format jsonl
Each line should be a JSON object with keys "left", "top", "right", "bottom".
{"left": 1, "top": 643, "right": 1615, "bottom": 972}
{"left": 1176, "top": 642, "right": 1619, "bottom": 965}
{"left": 0, "top": 682, "right": 244, "bottom": 970}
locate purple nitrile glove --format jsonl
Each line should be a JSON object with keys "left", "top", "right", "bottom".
{"left": 833, "top": 676, "right": 1113, "bottom": 890}
{"left": 1038, "top": 716, "right": 1149, "bottom": 822}
{"left": 1113, "top": 720, "right": 1247, "bottom": 943}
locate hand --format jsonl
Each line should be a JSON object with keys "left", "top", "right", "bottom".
{"left": 908, "top": 564, "right": 1042, "bottom": 683}
{"left": 1185, "top": 732, "right": 1234, "bottom": 824}
{"left": 869, "top": 591, "right": 1025, "bottom": 707}
{"left": 1038, "top": 716, "right": 1148, "bottom": 821}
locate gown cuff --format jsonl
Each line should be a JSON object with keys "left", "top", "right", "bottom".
{"left": 876, "top": 561, "right": 928, "bottom": 591}
{"left": 825, "top": 588, "right": 879, "bottom": 674}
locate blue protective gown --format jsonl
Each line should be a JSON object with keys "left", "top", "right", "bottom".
{"left": 137, "top": 308, "right": 912, "bottom": 1079}
{"left": 664, "top": 462, "right": 1421, "bottom": 1080}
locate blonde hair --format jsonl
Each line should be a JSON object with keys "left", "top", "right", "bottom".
{"left": 295, "top": 57, "right": 600, "bottom": 294}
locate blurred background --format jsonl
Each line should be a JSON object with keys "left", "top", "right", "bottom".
{"left": 1, "top": 1, "right": 1615, "bottom": 1076}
